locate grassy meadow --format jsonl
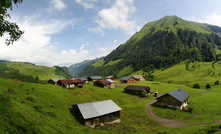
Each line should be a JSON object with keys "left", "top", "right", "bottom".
{"left": 5, "top": 62, "right": 65, "bottom": 80}
{"left": 1, "top": 78, "right": 221, "bottom": 133}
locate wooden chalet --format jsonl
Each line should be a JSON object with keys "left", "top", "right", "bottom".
{"left": 94, "top": 80, "right": 112, "bottom": 88}
{"left": 106, "top": 79, "right": 115, "bottom": 88}
{"left": 48, "top": 77, "right": 63, "bottom": 85}
{"left": 73, "top": 100, "right": 122, "bottom": 128}
{"left": 119, "top": 76, "right": 137, "bottom": 84}
{"left": 156, "top": 88, "right": 190, "bottom": 110}
{"left": 124, "top": 85, "right": 150, "bottom": 95}
{"left": 75, "top": 77, "right": 88, "bottom": 84}
{"left": 133, "top": 75, "right": 145, "bottom": 81}
{"left": 57, "top": 79, "right": 84, "bottom": 89}
{"left": 87, "top": 76, "right": 103, "bottom": 81}
{"left": 106, "top": 76, "right": 117, "bottom": 81}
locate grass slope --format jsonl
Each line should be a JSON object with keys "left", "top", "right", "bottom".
{"left": 5, "top": 62, "right": 65, "bottom": 80}
{"left": 1, "top": 78, "right": 218, "bottom": 134}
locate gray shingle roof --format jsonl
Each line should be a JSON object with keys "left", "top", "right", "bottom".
{"left": 133, "top": 75, "right": 144, "bottom": 79}
{"left": 50, "top": 78, "right": 63, "bottom": 82}
{"left": 78, "top": 77, "right": 88, "bottom": 81}
{"left": 120, "top": 76, "right": 132, "bottom": 81}
{"left": 77, "top": 100, "right": 122, "bottom": 119}
{"left": 88, "top": 76, "right": 103, "bottom": 80}
{"left": 168, "top": 88, "right": 190, "bottom": 102}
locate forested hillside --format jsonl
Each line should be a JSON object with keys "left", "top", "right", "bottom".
{"left": 79, "top": 16, "right": 221, "bottom": 78}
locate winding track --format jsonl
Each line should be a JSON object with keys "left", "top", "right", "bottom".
{"left": 145, "top": 91, "right": 221, "bottom": 127}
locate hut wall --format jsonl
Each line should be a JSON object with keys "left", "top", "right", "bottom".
{"left": 157, "top": 94, "right": 181, "bottom": 109}
{"left": 140, "top": 77, "right": 145, "bottom": 81}
{"left": 127, "top": 78, "right": 137, "bottom": 83}
{"left": 48, "top": 80, "right": 56, "bottom": 85}
{"left": 124, "top": 89, "right": 142, "bottom": 95}
{"left": 111, "top": 77, "right": 117, "bottom": 81}
{"left": 110, "top": 83, "right": 115, "bottom": 88}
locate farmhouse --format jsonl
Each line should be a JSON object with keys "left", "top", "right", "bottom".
{"left": 156, "top": 88, "right": 190, "bottom": 110}
{"left": 87, "top": 76, "right": 103, "bottom": 81}
{"left": 133, "top": 75, "right": 145, "bottom": 81}
{"left": 76, "top": 77, "right": 88, "bottom": 84}
{"left": 57, "top": 79, "right": 84, "bottom": 89}
{"left": 73, "top": 100, "right": 122, "bottom": 128}
{"left": 48, "top": 77, "right": 63, "bottom": 85}
{"left": 120, "top": 76, "right": 137, "bottom": 84}
{"left": 106, "top": 76, "right": 118, "bottom": 81}
{"left": 106, "top": 79, "right": 115, "bottom": 88}
{"left": 94, "top": 80, "right": 112, "bottom": 88}
{"left": 124, "top": 85, "right": 150, "bottom": 95}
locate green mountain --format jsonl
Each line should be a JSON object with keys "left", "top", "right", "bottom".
{"left": 79, "top": 15, "right": 221, "bottom": 78}
{"left": 68, "top": 57, "right": 102, "bottom": 77}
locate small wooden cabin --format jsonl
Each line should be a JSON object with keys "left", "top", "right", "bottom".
{"left": 124, "top": 85, "right": 150, "bottom": 95}
{"left": 94, "top": 80, "right": 112, "bottom": 88}
{"left": 156, "top": 88, "right": 190, "bottom": 110}
{"left": 133, "top": 75, "right": 145, "bottom": 81}
{"left": 57, "top": 79, "right": 84, "bottom": 89}
{"left": 120, "top": 76, "right": 137, "bottom": 84}
{"left": 77, "top": 77, "right": 88, "bottom": 84}
{"left": 87, "top": 76, "right": 103, "bottom": 81}
{"left": 106, "top": 76, "right": 118, "bottom": 81}
{"left": 106, "top": 79, "right": 115, "bottom": 88}
{"left": 48, "top": 77, "right": 63, "bottom": 85}
{"left": 73, "top": 100, "right": 122, "bottom": 128}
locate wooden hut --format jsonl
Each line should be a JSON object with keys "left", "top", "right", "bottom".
{"left": 87, "top": 76, "right": 103, "bottom": 81}
{"left": 73, "top": 100, "right": 122, "bottom": 128}
{"left": 106, "top": 79, "right": 115, "bottom": 88}
{"left": 156, "top": 88, "right": 190, "bottom": 110}
{"left": 120, "top": 76, "right": 137, "bottom": 84}
{"left": 124, "top": 85, "right": 150, "bottom": 95}
{"left": 77, "top": 77, "right": 88, "bottom": 84}
{"left": 94, "top": 80, "right": 112, "bottom": 88}
{"left": 106, "top": 76, "right": 118, "bottom": 81}
{"left": 57, "top": 79, "right": 84, "bottom": 89}
{"left": 133, "top": 75, "right": 145, "bottom": 81}
{"left": 48, "top": 77, "right": 63, "bottom": 85}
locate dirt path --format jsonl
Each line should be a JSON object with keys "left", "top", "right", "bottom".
{"left": 146, "top": 92, "right": 221, "bottom": 127}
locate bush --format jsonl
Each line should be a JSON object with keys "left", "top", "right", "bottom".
{"left": 193, "top": 83, "right": 200, "bottom": 89}
{"left": 215, "top": 80, "right": 219, "bottom": 85}
{"left": 206, "top": 84, "right": 211, "bottom": 89}
{"left": 141, "top": 90, "right": 147, "bottom": 97}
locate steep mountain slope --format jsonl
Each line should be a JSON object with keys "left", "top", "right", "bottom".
{"left": 68, "top": 57, "right": 102, "bottom": 77}
{"left": 79, "top": 15, "right": 221, "bottom": 78}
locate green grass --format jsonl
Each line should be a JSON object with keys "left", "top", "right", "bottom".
{"left": 104, "top": 59, "right": 122, "bottom": 67}
{"left": 2, "top": 78, "right": 221, "bottom": 133}
{"left": 117, "top": 65, "right": 134, "bottom": 78}
{"left": 92, "top": 59, "right": 105, "bottom": 68}
{"left": 5, "top": 62, "right": 65, "bottom": 80}
{"left": 152, "top": 105, "right": 191, "bottom": 119}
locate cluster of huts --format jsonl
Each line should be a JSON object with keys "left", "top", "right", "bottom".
{"left": 47, "top": 75, "right": 190, "bottom": 128}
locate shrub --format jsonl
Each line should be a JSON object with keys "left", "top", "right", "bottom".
{"left": 215, "top": 80, "right": 219, "bottom": 85}
{"left": 193, "top": 83, "right": 200, "bottom": 89}
{"left": 206, "top": 84, "right": 211, "bottom": 89}
{"left": 141, "top": 90, "right": 147, "bottom": 97}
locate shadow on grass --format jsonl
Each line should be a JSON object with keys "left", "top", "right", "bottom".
{"left": 69, "top": 105, "right": 84, "bottom": 125}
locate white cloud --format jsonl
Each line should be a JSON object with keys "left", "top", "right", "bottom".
{"left": 0, "top": 14, "right": 90, "bottom": 67}
{"left": 90, "top": 0, "right": 140, "bottom": 35}
{"left": 88, "top": 26, "right": 104, "bottom": 36}
{"left": 47, "top": 0, "right": 66, "bottom": 13}
{"left": 114, "top": 40, "right": 117, "bottom": 44}
{"left": 75, "top": 0, "right": 97, "bottom": 10}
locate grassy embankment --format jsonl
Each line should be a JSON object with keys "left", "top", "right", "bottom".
{"left": 2, "top": 78, "right": 221, "bottom": 133}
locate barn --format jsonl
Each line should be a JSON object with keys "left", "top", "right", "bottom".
{"left": 77, "top": 77, "right": 88, "bottom": 84}
{"left": 87, "top": 76, "right": 103, "bottom": 81}
{"left": 94, "top": 80, "right": 112, "bottom": 88}
{"left": 133, "top": 75, "right": 145, "bottom": 81}
{"left": 124, "top": 85, "right": 150, "bottom": 95}
{"left": 106, "top": 76, "right": 118, "bottom": 81}
{"left": 73, "top": 100, "right": 122, "bottom": 128}
{"left": 48, "top": 77, "right": 63, "bottom": 85}
{"left": 156, "top": 88, "right": 190, "bottom": 110}
{"left": 57, "top": 79, "right": 84, "bottom": 89}
{"left": 120, "top": 76, "right": 137, "bottom": 84}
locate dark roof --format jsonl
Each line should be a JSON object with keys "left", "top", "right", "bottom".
{"left": 78, "top": 77, "right": 88, "bottom": 81}
{"left": 73, "top": 78, "right": 84, "bottom": 83}
{"left": 98, "top": 80, "right": 111, "bottom": 85}
{"left": 124, "top": 85, "right": 150, "bottom": 91}
{"left": 88, "top": 76, "right": 103, "bottom": 80}
{"left": 77, "top": 100, "right": 122, "bottom": 119}
{"left": 59, "top": 79, "right": 75, "bottom": 84}
{"left": 158, "top": 88, "right": 190, "bottom": 103}
{"left": 120, "top": 76, "right": 132, "bottom": 81}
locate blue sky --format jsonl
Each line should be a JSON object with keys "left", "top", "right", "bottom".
{"left": 1, "top": 0, "right": 221, "bottom": 67}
